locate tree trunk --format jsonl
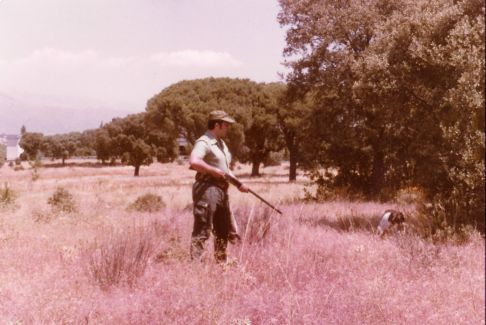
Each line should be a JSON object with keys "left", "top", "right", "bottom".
{"left": 369, "top": 150, "right": 385, "bottom": 199}
{"left": 289, "top": 147, "right": 298, "bottom": 182}
{"left": 62, "top": 157, "right": 65, "bottom": 166}
{"left": 251, "top": 160, "right": 261, "bottom": 176}
{"left": 134, "top": 165, "right": 140, "bottom": 176}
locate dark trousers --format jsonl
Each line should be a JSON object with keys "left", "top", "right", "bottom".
{"left": 191, "top": 181, "right": 232, "bottom": 262}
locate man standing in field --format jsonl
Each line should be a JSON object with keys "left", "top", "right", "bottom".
{"left": 189, "top": 110, "right": 248, "bottom": 262}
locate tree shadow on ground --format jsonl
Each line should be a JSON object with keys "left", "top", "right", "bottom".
{"left": 41, "top": 162, "right": 122, "bottom": 169}
{"left": 240, "top": 180, "right": 308, "bottom": 186}
{"left": 234, "top": 172, "right": 293, "bottom": 178}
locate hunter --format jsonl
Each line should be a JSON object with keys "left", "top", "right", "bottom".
{"left": 188, "top": 110, "right": 248, "bottom": 262}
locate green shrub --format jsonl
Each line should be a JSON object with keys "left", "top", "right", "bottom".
{"left": 31, "top": 169, "right": 40, "bottom": 181}
{"left": 0, "top": 183, "right": 16, "bottom": 207}
{"left": 48, "top": 187, "right": 76, "bottom": 213}
{"left": 414, "top": 198, "right": 483, "bottom": 244}
{"left": 0, "top": 144, "right": 5, "bottom": 167}
{"left": 129, "top": 193, "right": 165, "bottom": 213}
{"left": 154, "top": 235, "right": 187, "bottom": 263}
{"left": 29, "top": 157, "right": 42, "bottom": 169}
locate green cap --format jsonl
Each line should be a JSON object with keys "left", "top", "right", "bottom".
{"left": 208, "top": 110, "right": 235, "bottom": 124}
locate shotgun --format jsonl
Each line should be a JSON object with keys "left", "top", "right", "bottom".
{"left": 225, "top": 173, "right": 283, "bottom": 215}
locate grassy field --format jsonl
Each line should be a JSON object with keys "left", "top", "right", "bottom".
{"left": 0, "top": 160, "right": 484, "bottom": 324}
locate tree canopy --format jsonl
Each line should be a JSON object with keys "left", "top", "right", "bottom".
{"left": 19, "top": 132, "right": 45, "bottom": 161}
{"left": 278, "top": 0, "right": 484, "bottom": 230}
{"left": 145, "top": 77, "right": 284, "bottom": 176}
{"left": 98, "top": 113, "right": 156, "bottom": 176}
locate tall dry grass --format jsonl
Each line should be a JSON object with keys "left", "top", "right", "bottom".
{"left": 0, "top": 160, "right": 483, "bottom": 324}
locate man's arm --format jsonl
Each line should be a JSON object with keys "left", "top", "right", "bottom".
{"left": 189, "top": 154, "right": 226, "bottom": 180}
{"left": 189, "top": 140, "right": 248, "bottom": 192}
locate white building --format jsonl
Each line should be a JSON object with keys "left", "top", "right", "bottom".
{"left": 0, "top": 134, "right": 24, "bottom": 161}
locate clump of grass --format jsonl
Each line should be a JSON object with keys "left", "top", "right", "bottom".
{"left": 31, "top": 168, "right": 40, "bottom": 181}
{"left": 301, "top": 209, "right": 380, "bottom": 234}
{"left": 0, "top": 183, "right": 16, "bottom": 207}
{"left": 29, "top": 157, "right": 43, "bottom": 169}
{"left": 238, "top": 206, "right": 275, "bottom": 244}
{"left": 32, "top": 207, "right": 55, "bottom": 223}
{"left": 47, "top": 187, "right": 76, "bottom": 213}
{"left": 13, "top": 165, "right": 24, "bottom": 171}
{"left": 129, "top": 193, "right": 165, "bottom": 213}
{"left": 230, "top": 318, "right": 252, "bottom": 325}
{"left": 280, "top": 193, "right": 304, "bottom": 205}
{"left": 154, "top": 235, "right": 187, "bottom": 263}
{"left": 86, "top": 226, "right": 156, "bottom": 289}
{"left": 30, "top": 156, "right": 42, "bottom": 181}
{"left": 335, "top": 213, "right": 377, "bottom": 233}
{"left": 392, "top": 232, "right": 443, "bottom": 269}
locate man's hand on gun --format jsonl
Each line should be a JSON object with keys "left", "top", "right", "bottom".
{"left": 197, "top": 165, "right": 248, "bottom": 192}
{"left": 224, "top": 173, "right": 249, "bottom": 193}
{"left": 237, "top": 183, "right": 249, "bottom": 193}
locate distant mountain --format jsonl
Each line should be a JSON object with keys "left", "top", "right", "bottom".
{"left": 0, "top": 93, "right": 138, "bottom": 135}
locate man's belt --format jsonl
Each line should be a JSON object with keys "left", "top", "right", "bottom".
{"left": 195, "top": 173, "right": 229, "bottom": 191}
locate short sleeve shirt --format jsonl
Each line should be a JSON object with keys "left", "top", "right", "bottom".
{"left": 191, "top": 131, "right": 232, "bottom": 174}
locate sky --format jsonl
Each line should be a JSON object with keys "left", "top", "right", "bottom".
{"left": 0, "top": 0, "right": 287, "bottom": 113}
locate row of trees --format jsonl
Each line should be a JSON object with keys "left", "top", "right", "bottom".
{"left": 19, "top": 118, "right": 159, "bottom": 176}
{"left": 19, "top": 130, "right": 96, "bottom": 165}
{"left": 19, "top": 78, "right": 307, "bottom": 179}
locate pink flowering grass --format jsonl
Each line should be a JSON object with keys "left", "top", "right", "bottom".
{"left": 0, "top": 161, "right": 483, "bottom": 324}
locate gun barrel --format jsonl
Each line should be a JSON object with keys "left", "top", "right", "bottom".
{"left": 248, "top": 189, "right": 283, "bottom": 214}
{"left": 225, "top": 173, "right": 282, "bottom": 215}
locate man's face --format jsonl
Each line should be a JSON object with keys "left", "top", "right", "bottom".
{"left": 215, "top": 121, "right": 231, "bottom": 137}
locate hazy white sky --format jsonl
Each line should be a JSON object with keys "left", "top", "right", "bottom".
{"left": 0, "top": 0, "right": 286, "bottom": 110}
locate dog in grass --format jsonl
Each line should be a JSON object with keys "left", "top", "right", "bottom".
{"left": 377, "top": 209, "right": 405, "bottom": 237}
